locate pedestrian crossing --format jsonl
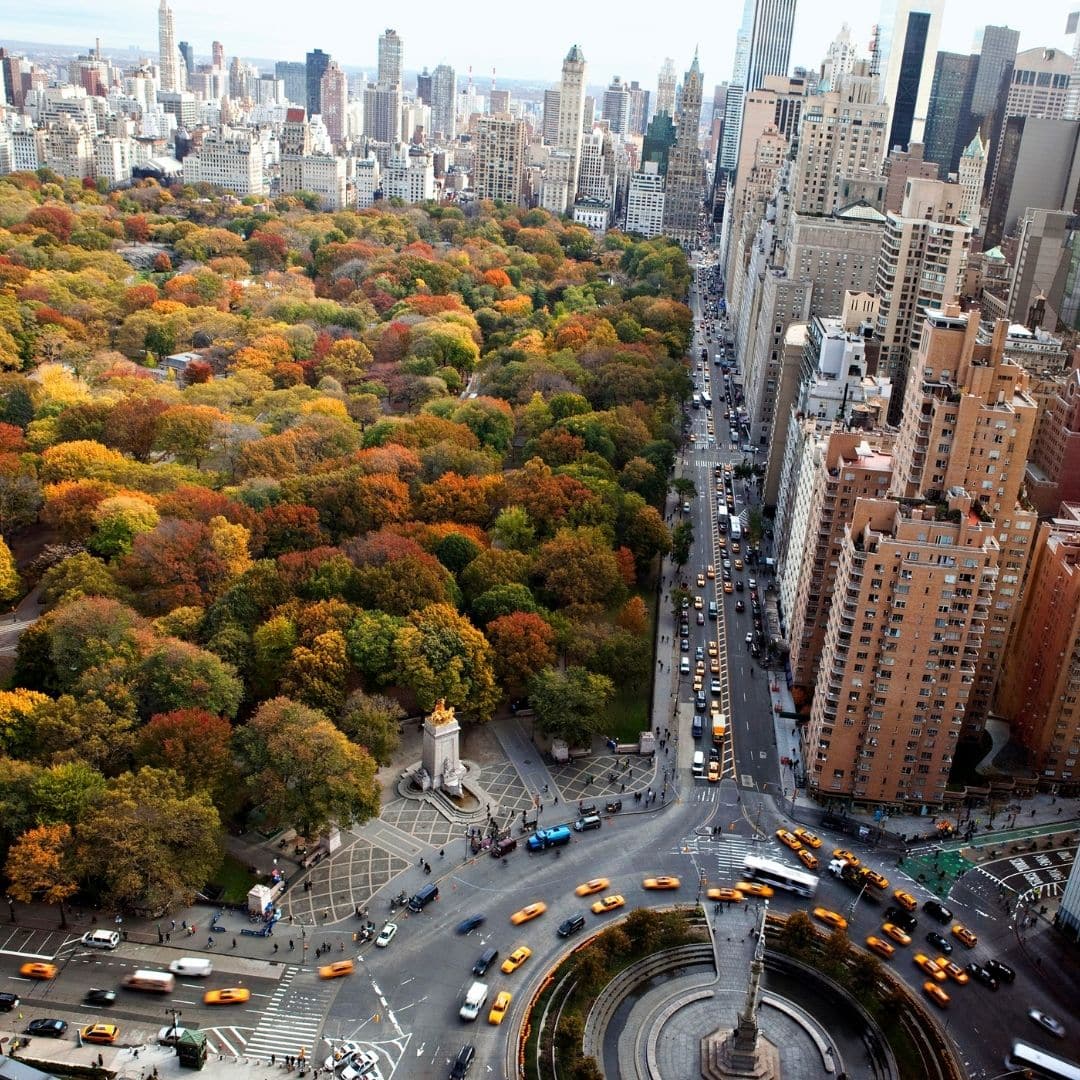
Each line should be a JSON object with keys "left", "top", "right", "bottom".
{"left": 676, "top": 834, "right": 780, "bottom": 878}
{"left": 240, "top": 965, "right": 336, "bottom": 1061}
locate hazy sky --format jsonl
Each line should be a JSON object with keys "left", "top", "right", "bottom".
{"left": 2, "top": 0, "right": 1075, "bottom": 86}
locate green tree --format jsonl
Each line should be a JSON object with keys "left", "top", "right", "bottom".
{"left": 345, "top": 610, "right": 404, "bottom": 685}
{"left": 671, "top": 521, "right": 693, "bottom": 567}
{"left": 339, "top": 691, "right": 403, "bottom": 766}
{"left": 39, "top": 552, "right": 124, "bottom": 608}
{"left": 74, "top": 767, "right": 222, "bottom": 914}
{"left": 434, "top": 532, "right": 482, "bottom": 573}
{"left": 136, "top": 638, "right": 243, "bottom": 720}
{"left": 393, "top": 604, "right": 500, "bottom": 720}
{"left": 672, "top": 477, "right": 697, "bottom": 500}
{"left": 490, "top": 505, "right": 537, "bottom": 552}
{"left": 0, "top": 475, "right": 42, "bottom": 536}
{"left": 28, "top": 695, "right": 135, "bottom": 774}
{"left": 528, "top": 666, "right": 614, "bottom": 745}
{"left": 235, "top": 697, "right": 379, "bottom": 838}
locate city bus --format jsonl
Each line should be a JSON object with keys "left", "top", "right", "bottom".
{"left": 1006, "top": 1041, "right": 1080, "bottom": 1080}
{"left": 692, "top": 393, "right": 701, "bottom": 409}
{"left": 702, "top": 391, "right": 712, "bottom": 408}
{"left": 728, "top": 516, "right": 742, "bottom": 541}
{"left": 742, "top": 855, "right": 818, "bottom": 898}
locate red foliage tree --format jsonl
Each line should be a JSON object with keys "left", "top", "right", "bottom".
{"left": 486, "top": 611, "right": 556, "bottom": 689}
{"left": 258, "top": 503, "right": 326, "bottom": 557}
{"left": 117, "top": 519, "right": 230, "bottom": 613}
{"left": 134, "top": 708, "right": 234, "bottom": 796}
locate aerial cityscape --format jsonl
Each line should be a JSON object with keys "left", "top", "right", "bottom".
{"left": 0, "top": 1, "right": 1079, "bottom": 1079}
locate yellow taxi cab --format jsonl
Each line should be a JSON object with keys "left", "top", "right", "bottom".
{"left": 488, "top": 990, "right": 512, "bottom": 1025}
{"left": 81, "top": 1025, "right": 119, "bottom": 1044}
{"left": 697, "top": 573, "right": 706, "bottom": 587}
{"left": 501, "top": 947, "right": 532, "bottom": 974}
{"left": 893, "top": 890, "right": 917, "bottom": 912}
{"left": 706, "top": 565, "right": 716, "bottom": 579}
{"left": 922, "top": 981, "right": 950, "bottom": 1008}
{"left": 318, "top": 960, "right": 354, "bottom": 979}
{"left": 723, "top": 581, "right": 733, "bottom": 594}
{"left": 643, "top": 876, "right": 681, "bottom": 890}
{"left": 731, "top": 541, "right": 741, "bottom": 553}
{"left": 913, "top": 954, "right": 946, "bottom": 982}
{"left": 696, "top": 660, "right": 706, "bottom": 675}
{"left": 575, "top": 878, "right": 609, "bottom": 896}
{"left": 734, "top": 558, "right": 744, "bottom": 570}
{"left": 694, "top": 595, "right": 704, "bottom": 609}
{"left": 708, "top": 642, "right": 718, "bottom": 657}
{"left": 693, "top": 676, "right": 704, "bottom": 693}
{"left": 19, "top": 963, "right": 57, "bottom": 980}
{"left": 718, "top": 536, "right": 728, "bottom": 550}
{"left": 862, "top": 869, "right": 889, "bottom": 890}
{"left": 951, "top": 924, "right": 977, "bottom": 948}
{"left": 776, "top": 830, "right": 802, "bottom": 851}
{"left": 865, "top": 935, "right": 895, "bottom": 960}
{"left": 591, "top": 894, "right": 625, "bottom": 915}
{"left": 205, "top": 987, "right": 251, "bottom": 1005}
{"left": 707, "top": 760, "right": 721, "bottom": 782}
{"left": 881, "top": 923, "right": 912, "bottom": 946}
{"left": 936, "top": 958, "right": 969, "bottom": 984}
{"left": 734, "top": 881, "right": 774, "bottom": 899}
{"left": 793, "top": 827, "right": 822, "bottom": 849}
{"left": 710, "top": 659, "right": 720, "bottom": 674}
{"left": 707, "top": 887, "right": 744, "bottom": 903}
{"left": 511, "top": 902, "right": 547, "bottom": 925}
{"left": 797, "top": 849, "right": 819, "bottom": 871}
{"left": 813, "top": 907, "right": 848, "bottom": 931}
{"left": 832, "top": 849, "right": 859, "bottom": 866}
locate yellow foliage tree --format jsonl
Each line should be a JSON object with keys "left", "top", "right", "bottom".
{"left": 208, "top": 514, "right": 253, "bottom": 577}
{"left": 0, "top": 688, "right": 50, "bottom": 752}
{"left": 0, "top": 535, "right": 21, "bottom": 606}
{"left": 4, "top": 823, "right": 78, "bottom": 927}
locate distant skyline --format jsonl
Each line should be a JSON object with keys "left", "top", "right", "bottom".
{"left": 1, "top": 0, "right": 1074, "bottom": 87}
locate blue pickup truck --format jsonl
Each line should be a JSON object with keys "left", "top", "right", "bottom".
{"left": 526, "top": 825, "right": 572, "bottom": 852}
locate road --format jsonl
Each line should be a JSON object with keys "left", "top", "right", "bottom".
{"left": 2, "top": 253, "right": 1078, "bottom": 1079}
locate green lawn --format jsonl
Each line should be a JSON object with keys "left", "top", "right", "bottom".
{"left": 599, "top": 582, "right": 656, "bottom": 743}
{"left": 207, "top": 854, "right": 258, "bottom": 904}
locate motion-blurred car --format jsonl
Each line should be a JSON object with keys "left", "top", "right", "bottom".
{"left": 19, "top": 963, "right": 56, "bottom": 980}
{"left": 511, "top": 903, "right": 547, "bottom": 925}
{"left": 204, "top": 987, "right": 251, "bottom": 1005}
{"left": 881, "top": 923, "right": 912, "bottom": 946}
{"left": 813, "top": 907, "right": 847, "bottom": 930}
{"left": 864, "top": 936, "right": 895, "bottom": 960}
{"left": 734, "top": 881, "right": 773, "bottom": 898}
{"left": 575, "top": 878, "right": 609, "bottom": 896}
{"left": 643, "top": 876, "right": 681, "bottom": 890}
{"left": 591, "top": 895, "right": 625, "bottom": 915}
{"left": 488, "top": 991, "right": 512, "bottom": 1026}
{"left": 793, "top": 828, "right": 822, "bottom": 849}
{"left": 707, "top": 888, "right": 743, "bottom": 903}
{"left": 319, "top": 960, "right": 354, "bottom": 979}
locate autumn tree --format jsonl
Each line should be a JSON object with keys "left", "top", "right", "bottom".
{"left": 486, "top": 612, "right": 556, "bottom": 690}
{"left": 4, "top": 824, "right": 78, "bottom": 926}
{"left": 135, "top": 638, "right": 243, "bottom": 720}
{"left": 393, "top": 603, "right": 500, "bottom": 720}
{"left": 0, "top": 535, "right": 21, "bottom": 604}
{"left": 135, "top": 709, "right": 236, "bottom": 802}
{"left": 74, "top": 767, "right": 222, "bottom": 914}
{"left": 339, "top": 690, "right": 403, "bottom": 765}
{"left": 533, "top": 527, "right": 624, "bottom": 610}
{"left": 155, "top": 404, "right": 224, "bottom": 468}
{"left": 235, "top": 697, "right": 379, "bottom": 839}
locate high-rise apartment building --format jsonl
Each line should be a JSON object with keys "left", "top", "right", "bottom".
{"left": 378, "top": 29, "right": 403, "bottom": 87}
{"left": 158, "top": 0, "right": 180, "bottom": 94}
{"left": 822, "top": 24, "right": 858, "bottom": 90}
{"left": 891, "top": 307, "right": 1038, "bottom": 727}
{"left": 880, "top": 0, "right": 944, "bottom": 151}
{"left": 431, "top": 64, "right": 456, "bottom": 140}
{"left": 305, "top": 49, "right": 330, "bottom": 118}
{"left": 882, "top": 142, "right": 940, "bottom": 211}
{"left": 416, "top": 68, "right": 432, "bottom": 106}
{"left": 1026, "top": 367, "right": 1080, "bottom": 515}
{"left": 662, "top": 52, "right": 705, "bottom": 246}
{"left": 212, "top": 41, "right": 224, "bottom": 70}
{"left": 627, "top": 80, "right": 650, "bottom": 135}
{"left": 319, "top": 61, "right": 347, "bottom": 146}
{"left": 602, "top": 77, "right": 631, "bottom": 135}
{"left": 655, "top": 58, "right": 677, "bottom": 117}
{"left": 542, "top": 88, "right": 561, "bottom": 143}
{"left": 874, "top": 178, "right": 969, "bottom": 419}
{"left": 790, "top": 67, "right": 888, "bottom": 216}
{"left": 473, "top": 113, "right": 527, "bottom": 206}
{"left": 804, "top": 488, "right": 996, "bottom": 806}
{"left": 1007, "top": 209, "right": 1079, "bottom": 334}
{"left": 625, "top": 161, "right": 666, "bottom": 237}
{"left": 541, "top": 45, "right": 587, "bottom": 214}
{"left": 923, "top": 52, "right": 976, "bottom": 178}
{"left": 178, "top": 42, "right": 194, "bottom": 79}
{"left": 276, "top": 61, "right": 306, "bottom": 107}
{"left": 997, "top": 506, "right": 1080, "bottom": 786}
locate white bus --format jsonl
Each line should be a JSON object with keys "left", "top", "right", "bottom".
{"left": 1006, "top": 1041, "right": 1080, "bottom": 1080}
{"left": 742, "top": 854, "right": 818, "bottom": 898}
{"left": 728, "top": 516, "right": 743, "bottom": 541}
{"left": 692, "top": 393, "right": 701, "bottom": 409}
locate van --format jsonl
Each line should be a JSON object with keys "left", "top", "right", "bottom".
{"left": 691, "top": 715, "right": 703, "bottom": 739}
{"left": 168, "top": 958, "right": 213, "bottom": 977}
{"left": 711, "top": 711, "right": 727, "bottom": 741}
{"left": 81, "top": 930, "right": 120, "bottom": 950}
{"left": 472, "top": 948, "right": 498, "bottom": 976}
{"left": 527, "top": 825, "right": 571, "bottom": 851}
{"left": 459, "top": 981, "right": 488, "bottom": 1022}
{"left": 491, "top": 836, "right": 518, "bottom": 858}
{"left": 692, "top": 750, "right": 705, "bottom": 777}
{"left": 679, "top": 657, "right": 690, "bottom": 675}
{"left": 573, "top": 815, "right": 601, "bottom": 832}
{"left": 122, "top": 970, "right": 176, "bottom": 993}
{"left": 408, "top": 883, "right": 439, "bottom": 912}
{"left": 557, "top": 914, "right": 586, "bottom": 938}
{"left": 708, "top": 601, "right": 717, "bottom": 620}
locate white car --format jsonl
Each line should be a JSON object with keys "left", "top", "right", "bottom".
{"left": 374, "top": 922, "right": 398, "bottom": 948}
{"left": 745, "top": 633, "right": 753, "bottom": 645}
{"left": 1028, "top": 1009, "right": 1066, "bottom": 1038}
{"left": 323, "top": 1041, "right": 363, "bottom": 1070}
{"left": 158, "top": 1026, "right": 189, "bottom": 1046}
{"left": 340, "top": 1050, "right": 380, "bottom": 1079}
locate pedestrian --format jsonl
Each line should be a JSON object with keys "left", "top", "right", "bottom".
{"left": 290, "top": 939, "right": 295, "bottom": 950}
{"left": 165, "top": 932, "right": 170, "bottom": 943}
{"left": 170, "top": 919, "right": 176, "bottom": 930}
{"left": 207, "top": 936, "right": 214, "bottom": 949}
{"left": 232, "top": 937, "right": 237, "bottom": 949}
{"left": 439, "top": 848, "right": 444, "bottom": 858}
{"left": 271, "top": 1055, "right": 276, "bottom": 1067}
{"left": 181, "top": 919, "right": 187, "bottom": 930}
{"left": 274, "top": 943, "right": 279, "bottom": 953}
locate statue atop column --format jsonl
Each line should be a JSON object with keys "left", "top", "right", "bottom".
{"left": 421, "top": 698, "right": 466, "bottom": 796}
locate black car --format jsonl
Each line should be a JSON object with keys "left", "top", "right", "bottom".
{"left": 557, "top": 914, "right": 586, "bottom": 938}
{"left": 966, "top": 963, "right": 999, "bottom": 990}
{"left": 925, "top": 931, "right": 952, "bottom": 954}
{"left": 923, "top": 899, "right": 953, "bottom": 924}
{"left": 450, "top": 1044, "right": 476, "bottom": 1079}
{"left": 84, "top": 989, "right": 117, "bottom": 1006}
{"left": 884, "top": 907, "right": 918, "bottom": 933}
{"left": 456, "top": 915, "right": 486, "bottom": 935}
{"left": 471, "top": 948, "right": 498, "bottom": 976}
{"left": 26, "top": 1019, "right": 68, "bottom": 1038}
{"left": 0, "top": 993, "right": 20, "bottom": 1012}
{"left": 984, "top": 958, "right": 1015, "bottom": 983}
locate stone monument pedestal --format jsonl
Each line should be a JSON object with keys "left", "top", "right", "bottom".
{"left": 700, "top": 1017, "right": 780, "bottom": 1079}
{"left": 421, "top": 699, "right": 467, "bottom": 797}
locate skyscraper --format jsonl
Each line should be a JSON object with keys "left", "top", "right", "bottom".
{"left": 602, "top": 76, "right": 631, "bottom": 135}
{"left": 880, "top": 0, "right": 944, "bottom": 151}
{"left": 178, "top": 41, "right": 194, "bottom": 79}
{"left": 431, "top": 64, "right": 456, "bottom": 140}
{"left": 378, "top": 29, "right": 403, "bottom": 87}
{"left": 306, "top": 49, "right": 330, "bottom": 118}
{"left": 275, "top": 61, "right": 306, "bottom": 107}
{"left": 540, "top": 45, "right": 587, "bottom": 214}
{"left": 655, "top": 58, "right": 677, "bottom": 117}
{"left": 474, "top": 113, "right": 527, "bottom": 205}
{"left": 158, "top": 0, "right": 180, "bottom": 94}
{"left": 320, "top": 60, "right": 348, "bottom": 146}
{"left": 542, "top": 88, "right": 561, "bottom": 143}
{"left": 923, "top": 52, "right": 976, "bottom": 177}
{"left": 416, "top": 68, "right": 432, "bottom": 105}
{"left": 970, "top": 25, "right": 1020, "bottom": 119}
{"left": 661, "top": 52, "right": 705, "bottom": 246}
